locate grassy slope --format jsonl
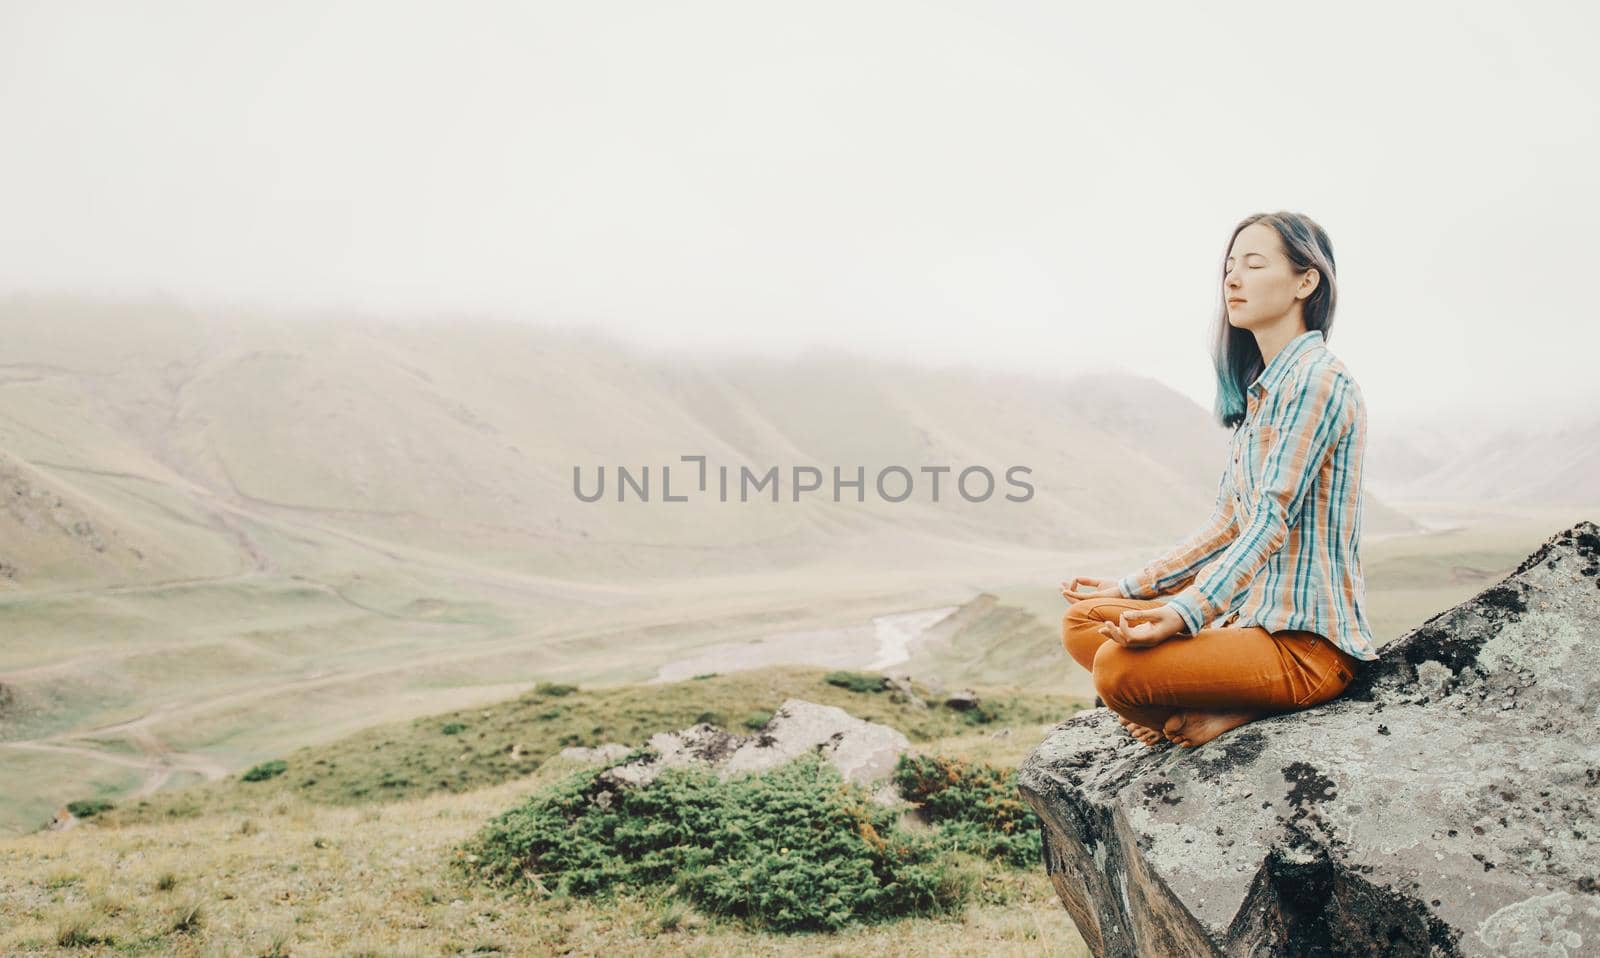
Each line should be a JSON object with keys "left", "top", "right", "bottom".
{"left": 0, "top": 667, "right": 1093, "bottom": 957}
{"left": 94, "top": 666, "right": 1077, "bottom": 827}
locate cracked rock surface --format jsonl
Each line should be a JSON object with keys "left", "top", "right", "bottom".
{"left": 1018, "top": 520, "right": 1600, "bottom": 957}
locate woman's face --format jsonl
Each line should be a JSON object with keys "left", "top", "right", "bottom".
{"left": 1223, "top": 222, "right": 1316, "bottom": 329}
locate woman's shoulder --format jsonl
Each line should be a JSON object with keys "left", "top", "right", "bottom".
{"left": 1282, "top": 350, "right": 1363, "bottom": 405}
{"left": 1267, "top": 351, "right": 1365, "bottom": 430}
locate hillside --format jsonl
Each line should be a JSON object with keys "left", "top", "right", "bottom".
{"left": 1366, "top": 406, "right": 1600, "bottom": 508}
{"left": 0, "top": 294, "right": 1420, "bottom": 590}
{"left": 0, "top": 666, "right": 1095, "bottom": 956}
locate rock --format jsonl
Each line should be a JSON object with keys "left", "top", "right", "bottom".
{"left": 945, "top": 689, "right": 981, "bottom": 711}
{"left": 1017, "top": 520, "right": 1600, "bottom": 958}
{"left": 886, "top": 673, "right": 927, "bottom": 709}
{"left": 556, "top": 742, "right": 635, "bottom": 765}
{"left": 598, "top": 724, "right": 745, "bottom": 788}
{"left": 722, "top": 699, "right": 910, "bottom": 793}
{"left": 596, "top": 699, "right": 911, "bottom": 805}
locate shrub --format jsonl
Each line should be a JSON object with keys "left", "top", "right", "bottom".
{"left": 241, "top": 760, "right": 287, "bottom": 782}
{"left": 534, "top": 682, "right": 578, "bottom": 697}
{"left": 441, "top": 722, "right": 468, "bottom": 735}
{"left": 66, "top": 798, "right": 114, "bottom": 818}
{"left": 456, "top": 754, "right": 966, "bottom": 932}
{"left": 823, "top": 671, "right": 885, "bottom": 694}
{"left": 892, "top": 754, "right": 1042, "bottom": 869}
{"left": 959, "top": 702, "right": 1001, "bottom": 725}
{"left": 741, "top": 710, "right": 773, "bottom": 731}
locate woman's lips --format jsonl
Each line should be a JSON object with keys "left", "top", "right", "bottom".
{"left": 1227, "top": 298, "right": 1247, "bottom": 304}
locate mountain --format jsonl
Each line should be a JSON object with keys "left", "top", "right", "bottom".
{"left": 1368, "top": 413, "right": 1600, "bottom": 508}
{"left": 0, "top": 293, "right": 1416, "bottom": 591}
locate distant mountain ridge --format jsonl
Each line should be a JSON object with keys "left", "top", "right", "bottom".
{"left": 0, "top": 294, "right": 1417, "bottom": 589}
{"left": 1367, "top": 415, "right": 1600, "bottom": 507}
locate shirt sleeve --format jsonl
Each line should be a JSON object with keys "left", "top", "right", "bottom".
{"left": 1117, "top": 464, "right": 1238, "bottom": 600}
{"left": 1164, "top": 365, "right": 1357, "bottom": 635}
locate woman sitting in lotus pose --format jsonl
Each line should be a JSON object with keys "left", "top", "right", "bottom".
{"left": 1060, "top": 210, "right": 1379, "bottom": 749}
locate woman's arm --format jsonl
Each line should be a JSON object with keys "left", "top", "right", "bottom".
{"left": 1116, "top": 466, "right": 1239, "bottom": 600}
{"left": 1164, "top": 364, "right": 1358, "bottom": 635}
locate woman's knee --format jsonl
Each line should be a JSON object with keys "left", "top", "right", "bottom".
{"left": 1062, "top": 599, "right": 1105, "bottom": 639}
{"left": 1064, "top": 598, "right": 1106, "bottom": 626}
{"left": 1090, "top": 641, "right": 1137, "bottom": 705}
{"left": 1061, "top": 602, "right": 1107, "bottom": 667}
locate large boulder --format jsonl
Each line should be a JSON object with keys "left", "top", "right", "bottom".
{"left": 1018, "top": 520, "right": 1600, "bottom": 957}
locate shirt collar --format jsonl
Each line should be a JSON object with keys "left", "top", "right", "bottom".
{"left": 1247, "top": 329, "right": 1325, "bottom": 400}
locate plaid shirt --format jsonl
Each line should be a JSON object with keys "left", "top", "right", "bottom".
{"left": 1117, "top": 329, "right": 1379, "bottom": 662}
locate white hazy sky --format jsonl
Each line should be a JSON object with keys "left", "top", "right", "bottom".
{"left": 2, "top": 1, "right": 1597, "bottom": 428}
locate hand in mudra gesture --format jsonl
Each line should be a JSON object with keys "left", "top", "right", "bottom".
{"left": 1059, "top": 576, "right": 1121, "bottom": 600}
{"left": 1098, "top": 605, "right": 1186, "bottom": 649}
{"left": 1061, "top": 576, "right": 1185, "bottom": 647}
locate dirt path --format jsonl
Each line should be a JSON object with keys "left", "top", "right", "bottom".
{"left": 2, "top": 734, "right": 230, "bottom": 797}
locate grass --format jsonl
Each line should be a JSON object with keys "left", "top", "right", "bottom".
{"left": 1, "top": 665, "right": 1092, "bottom": 956}
{"left": 2, "top": 766, "right": 1085, "bottom": 957}
{"left": 98, "top": 666, "right": 1077, "bottom": 827}
{"left": 0, "top": 751, "right": 147, "bottom": 839}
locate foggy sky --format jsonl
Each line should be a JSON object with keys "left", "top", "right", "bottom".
{"left": 2, "top": 1, "right": 1597, "bottom": 428}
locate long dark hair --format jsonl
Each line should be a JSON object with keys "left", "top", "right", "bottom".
{"left": 1211, "top": 212, "right": 1338, "bottom": 429}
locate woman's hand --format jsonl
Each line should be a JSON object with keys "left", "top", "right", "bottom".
{"left": 1060, "top": 576, "right": 1122, "bottom": 601}
{"left": 1098, "top": 604, "right": 1187, "bottom": 649}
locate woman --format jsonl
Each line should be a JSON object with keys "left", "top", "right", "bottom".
{"left": 1059, "top": 211, "right": 1379, "bottom": 749}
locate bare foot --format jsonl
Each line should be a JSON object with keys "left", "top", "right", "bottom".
{"left": 1115, "top": 713, "right": 1168, "bottom": 748}
{"left": 1162, "top": 710, "right": 1263, "bottom": 748}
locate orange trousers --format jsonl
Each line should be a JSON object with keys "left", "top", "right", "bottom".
{"left": 1061, "top": 597, "right": 1364, "bottom": 732}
